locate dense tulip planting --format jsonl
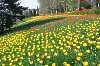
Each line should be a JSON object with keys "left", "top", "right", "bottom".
{"left": 0, "top": 15, "right": 100, "bottom": 66}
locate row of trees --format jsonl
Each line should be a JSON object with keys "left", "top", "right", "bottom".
{"left": 23, "top": 9, "right": 39, "bottom": 18}
{"left": 64, "top": 0, "right": 97, "bottom": 11}
{"left": 64, "top": 0, "right": 97, "bottom": 9}
{"left": 38, "top": 0, "right": 93, "bottom": 15}
{"left": 0, "top": 0, "right": 26, "bottom": 34}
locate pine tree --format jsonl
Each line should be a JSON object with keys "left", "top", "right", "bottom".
{"left": 0, "top": 0, "right": 27, "bottom": 34}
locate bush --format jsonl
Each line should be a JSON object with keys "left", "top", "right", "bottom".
{"left": 71, "top": 9, "right": 100, "bottom": 15}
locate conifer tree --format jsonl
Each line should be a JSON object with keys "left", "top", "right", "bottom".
{"left": 0, "top": 0, "right": 27, "bottom": 34}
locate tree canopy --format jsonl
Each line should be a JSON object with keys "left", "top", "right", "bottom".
{"left": 0, "top": 0, "right": 27, "bottom": 34}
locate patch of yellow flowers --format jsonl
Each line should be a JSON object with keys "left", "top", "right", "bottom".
{"left": 0, "top": 17, "right": 100, "bottom": 66}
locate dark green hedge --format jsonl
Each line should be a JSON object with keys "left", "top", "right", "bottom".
{"left": 71, "top": 9, "right": 100, "bottom": 15}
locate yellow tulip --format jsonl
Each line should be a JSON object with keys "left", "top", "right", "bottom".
{"left": 76, "top": 46, "right": 80, "bottom": 49}
{"left": 36, "top": 54, "right": 40, "bottom": 57}
{"left": 83, "top": 61, "right": 89, "bottom": 66}
{"left": 78, "top": 52, "right": 83, "bottom": 57}
{"left": 14, "top": 58, "right": 18, "bottom": 62}
{"left": 19, "top": 62, "right": 22, "bottom": 65}
{"left": 66, "top": 64, "right": 70, "bottom": 66}
{"left": 29, "top": 60, "right": 33, "bottom": 64}
{"left": 28, "top": 52, "right": 31, "bottom": 56}
{"left": 73, "top": 44, "right": 76, "bottom": 47}
{"left": 97, "top": 37, "right": 100, "bottom": 40}
{"left": 60, "top": 47, "right": 63, "bottom": 50}
{"left": 97, "top": 64, "right": 100, "bottom": 66}
{"left": 76, "top": 57, "right": 81, "bottom": 61}
{"left": 44, "top": 53, "right": 48, "bottom": 56}
{"left": 9, "top": 63, "right": 12, "bottom": 66}
{"left": 86, "top": 50, "right": 91, "bottom": 53}
{"left": 63, "top": 49, "right": 66, "bottom": 52}
{"left": 51, "top": 49, "right": 54, "bottom": 52}
{"left": 13, "top": 64, "right": 16, "bottom": 66}
{"left": 45, "top": 65, "right": 48, "bottom": 66}
{"left": 2, "top": 64, "right": 5, "bottom": 66}
{"left": 47, "top": 56, "right": 51, "bottom": 59}
{"left": 96, "top": 45, "right": 100, "bottom": 49}
{"left": 36, "top": 58, "right": 40, "bottom": 62}
{"left": 52, "top": 63, "right": 56, "bottom": 66}
{"left": 64, "top": 52, "right": 68, "bottom": 55}
{"left": 63, "top": 62, "right": 67, "bottom": 65}
{"left": 54, "top": 53, "right": 58, "bottom": 56}
{"left": 39, "top": 60, "right": 43, "bottom": 64}
{"left": 79, "top": 42, "right": 82, "bottom": 44}
{"left": 97, "top": 42, "right": 100, "bottom": 45}
{"left": 20, "top": 57, "right": 24, "bottom": 60}
{"left": 83, "top": 43, "right": 87, "bottom": 47}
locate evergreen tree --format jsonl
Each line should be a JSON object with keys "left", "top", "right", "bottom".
{"left": 0, "top": 0, "right": 27, "bottom": 34}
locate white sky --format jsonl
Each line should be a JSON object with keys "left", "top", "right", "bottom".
{"left": 20, "top": 0, "right": 39, "bottom": 9}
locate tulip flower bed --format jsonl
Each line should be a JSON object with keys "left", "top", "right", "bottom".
{"left": 13, "top": 15, "right": 65, "bottom": 28}
{"left": 0, "top": 16, "right": 100, "bottom": 66}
